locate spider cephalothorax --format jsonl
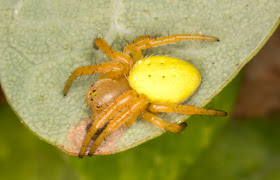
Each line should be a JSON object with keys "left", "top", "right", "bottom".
{"left": 63, "top": 34, "right": 226, "bottom": 157}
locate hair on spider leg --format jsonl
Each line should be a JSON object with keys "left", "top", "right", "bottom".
{"left": 207, "top": 104, "right": 215, "bottom": 110}
{"left": 205, "top": 104, "right": 222, "bottom": 115}
{"left": 187, "top": 31, "right": 195, "bottom": 38}
{"left": 88, "top": 49, "right": 98, "bottom": 64}
{"left": 89, "top": 60, "right": 94, "bottom": 67}
{"left": 191, "top": 102, "right": 198, "bottom": 107}
{"left": 152, "top": 33, "right": 162, "bottom": 40}
{"left": 208, "top": 114, "right": 215, "bottom": 121}
{"left": 144, "top": 29, "right": 148, "bottom": 36}
{"left": 167, "top": 29, "right": 170, "bottom": 36}
{"left": 110, "top": 39, "right": 117, "bottom": 49}
{"left": 200, "top": 114, "right": 206, "bottom": 121}
{"left": 123, "top": 69, "right": 132, "bottom": 82}
{"left": 66, "top": 69, "right": 74, "bottom": 77}
{"left": 143, "top": 53, "right": 156, "bottom": 59}
{"left": 86, "top": 71, "right": 98, "bottom": 81}
{"left": 123, "top": 38, "right": 130, "bottom": 46}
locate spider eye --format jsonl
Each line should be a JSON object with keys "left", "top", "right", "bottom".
{"left": 91, "top": 89, "right": 97, "bottom": 97}
{"left": 96, "top": 104, "right": 102, "bottom": 108}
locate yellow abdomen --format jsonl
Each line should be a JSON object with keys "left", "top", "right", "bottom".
{"left": 128, "top": 56, "right": 201, "bottom": 104}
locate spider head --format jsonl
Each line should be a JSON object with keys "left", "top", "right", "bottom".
{"left": 86, "top": 77, "right": 131, "bottom": 117}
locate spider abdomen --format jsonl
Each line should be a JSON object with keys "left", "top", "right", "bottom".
{"left": 128, "top": 56, "right": 201, "bottom": 104}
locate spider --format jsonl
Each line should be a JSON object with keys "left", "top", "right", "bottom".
{"left": 63, "top": 34, "right": 227, "bottom": 157}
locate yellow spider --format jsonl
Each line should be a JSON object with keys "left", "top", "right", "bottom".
{"left": 63, "top": 34, "right": 226, "bottom": 157}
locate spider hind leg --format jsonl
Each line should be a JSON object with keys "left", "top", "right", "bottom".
{"left": 142, "top": 111, "right": 187, "bottom": 133}
{"left": 148, "top": 102, "right": 227, "bottom": 116}
{"left": 94, "top": 38, "right": 134, "bottom": 70}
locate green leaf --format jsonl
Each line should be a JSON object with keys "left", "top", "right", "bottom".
{"left": 0, "top": 0, "right": 279, "bottom": 155}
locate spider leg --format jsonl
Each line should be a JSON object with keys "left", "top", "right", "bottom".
{"left": 123, "top": 36, "right": 151, "bottom": 61}
{"left": 63, "top": 62, "right": 124, "bottom": 96}
{"left": 123, "top": 34, "right": 219, "bottom": 59}
{"left": 122, "top": 105, "right": 144, "bottom": 127}
{"left": 88, "top": 94, "right": 149, "bottom": 155}
{"left": 94, "top": 38, "right": 134, "bottom": 71}
{"left": 122, "top": 115, "right": 137, "bottom": 127}
{"left": 148, "top": 102, "right": 227, "bottom": 116}
{"left": 79, "top": 90, "right": 137, "bottom": 157}
{"left": 141, "top": 110, "right": 187, "bottom": 133}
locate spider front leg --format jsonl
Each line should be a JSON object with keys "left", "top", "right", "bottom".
{"left": 63, "top": 62, "right": 124, "bottom": 96}
{"left": 94, "top": 38, "right": 134, "bottom": 72}
{"left": 79, "top": 90, "right": 137, "bottom": 157}
{"left": 148, "top": 102, "right": 227, "bottom": 116}
{"left": 123, "top": 34, "right": 219, "bottom": 60}
{"left": 123, "top": 35, "right": 151, "bottom": 61}
{"left": 88, "top": 94, "right": 149, "bottom": 155}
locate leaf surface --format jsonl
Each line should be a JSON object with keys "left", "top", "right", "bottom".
{"left": 0, "top": 0, "right": 279, "bottom": 155}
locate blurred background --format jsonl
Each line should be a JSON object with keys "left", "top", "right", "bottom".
{"left": 0, "top": 27, "right": 279, "bottom": 180}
